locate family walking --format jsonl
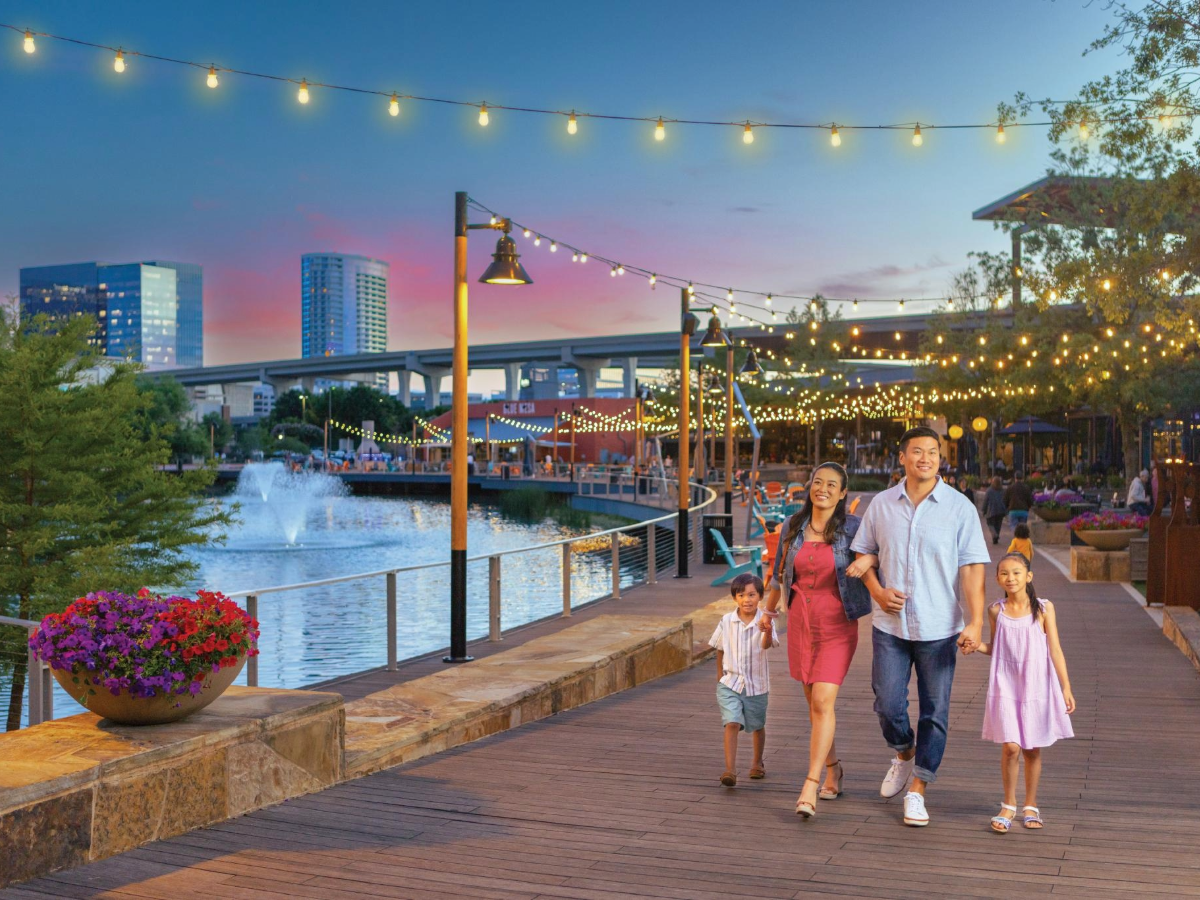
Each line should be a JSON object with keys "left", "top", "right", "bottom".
{"left": 711, "top": 426, "right": 1076, "bottom": 831}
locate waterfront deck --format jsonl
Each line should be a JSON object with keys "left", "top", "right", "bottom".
{"left": 8, "top": 513, "right": 1200, "bottom": 898}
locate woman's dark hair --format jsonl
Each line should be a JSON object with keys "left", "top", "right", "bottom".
{"left": 781, "top": 462, "right": 849, "bottom": 551}
{"left": 1014, "top": 522, "right": 1031, "bottom": 539}
{"left": 997, "top": 551, "right": 1041, "bottom": 619}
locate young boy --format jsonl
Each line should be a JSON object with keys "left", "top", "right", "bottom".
{"left": 709, "top": 573, "right": 778, "bottom": 787}
{"left": 1008, "top": 522, "right": 1033, "bottom": 562}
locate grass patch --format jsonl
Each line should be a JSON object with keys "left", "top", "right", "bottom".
{"left": 847, "top": 476, "right": 888, "bottom": 492}
{"left": 498, "top": 487, "right": 553, "bottom": 522}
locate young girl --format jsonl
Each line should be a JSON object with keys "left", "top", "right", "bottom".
{"left": 979, "top": 552, "right": 1076, "bottom": 832}
{"left": 1007, "top": 522, "right": 1033, "bottom": 561}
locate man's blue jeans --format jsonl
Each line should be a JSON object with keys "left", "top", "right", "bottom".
{"left": 871, "top": 628, "right": 958, "bottom": 783}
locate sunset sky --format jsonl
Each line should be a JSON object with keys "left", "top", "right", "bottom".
{"left": 2, "top": 1, "right": 1119, "bottom": 392}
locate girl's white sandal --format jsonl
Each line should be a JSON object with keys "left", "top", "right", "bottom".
{"left": 990, "top": 803, "right": 1017, "bottom": 833}
{"left": 1023, "top": 806, "right": 1044, "bottom": 829}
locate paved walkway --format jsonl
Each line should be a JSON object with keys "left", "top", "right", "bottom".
{"left": 9, "top": 514, "right": 1200, "bottom": 898}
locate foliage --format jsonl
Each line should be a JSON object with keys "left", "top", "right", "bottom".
{"left": 135, "top": 375, "right": 208, "bottom": 463}
{"left": 30, "top": 589, "right": 258, "bottom": 701}
{"left": 847, "top": 476, "right": 888, "bottom": 492}
{"left": 271, "top": 385, "right": 415, "bottom": 439}
{"left": 0, "top": 311, "right": 232, "bottom": 730}
{"left": 1068, "top": 511, "right": 1148, "bottom": 532}
{"left": 200, "top": 412, "right": 234, "bottom": 456}
{"left": 496, "top": 487, "right": 594, "bottom": 528}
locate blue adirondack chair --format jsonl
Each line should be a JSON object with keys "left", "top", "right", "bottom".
{"left": 709, "top": 528, "right": 763, "bottom": 586}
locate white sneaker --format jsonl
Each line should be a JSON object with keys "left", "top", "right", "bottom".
{"left": 880, "top": 755, "right": 914, "bottom": 798}
{"left": 903, "top": 791, "right": 929, "bottom": 827}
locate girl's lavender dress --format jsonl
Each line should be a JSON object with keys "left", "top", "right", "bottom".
{"left": 981, "top": 600, "right": 1074, "bottom": 749}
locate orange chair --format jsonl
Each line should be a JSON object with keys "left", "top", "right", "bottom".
{"left": 787, "top": 484, "right": 806, "bottom": 502}
{"left": 761, "top": 526, "right": 782, "bottom": 577}
{"left": 765, "top": 481, "right": 784, "bottom": 502}
{"left": 848, "top": 496, "right": 861, "bottom": 515}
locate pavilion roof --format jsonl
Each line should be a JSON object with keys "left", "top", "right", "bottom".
{"left": 972, "top": 175, "right": 1122, "bottom": 228}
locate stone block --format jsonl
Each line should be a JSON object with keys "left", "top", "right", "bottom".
{"left": 91, "top": 768, "right": 169, "bottom": 858}
{"left": 1164, "top": 606, "right": 1200, "bottom": 675}
{"left": 1130, "top": 537, "right": 1148, "bottom": 582}
{"left": 1031, "top": 516, "right": 1071, "bottom": 545}
{"left": 1107, "top": 551, "right": 1131, "bottom": 583}
{"left": 0, "top": 788, "right": 91, "bottom": 885}
{"left": 1071, "top": 547, "right": 1109, "bottom": 581}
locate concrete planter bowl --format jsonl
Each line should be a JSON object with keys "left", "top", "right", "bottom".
{"left": 1034, "top": 505, "right": 1073, "bottom": 523}
{"left": 51, "top": 654, "right": 246, "bottom": 726}
{"left": 1074, "top": 528, "right": 1143, "bottom": 552}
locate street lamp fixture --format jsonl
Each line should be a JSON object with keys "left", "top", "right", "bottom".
{"left": 700, "top": 314, "right": 728, "bottom": 348}
{"left": 739, "top": 349, "right": 764, "bottom": 377}
{"left": 448, "top": 192, "right": 533, "bottom": 663}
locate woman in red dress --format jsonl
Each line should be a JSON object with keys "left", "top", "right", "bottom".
{"left": 763, "top": 462, "right": 873, "bottom": 818}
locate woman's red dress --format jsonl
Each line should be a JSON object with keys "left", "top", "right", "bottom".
{"left": 787, "top": 541, "right": 858, "bottom": 686}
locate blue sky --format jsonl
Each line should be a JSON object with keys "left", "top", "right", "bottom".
{"left": 1, "top": 0, "right": 1120, "bottom": 384}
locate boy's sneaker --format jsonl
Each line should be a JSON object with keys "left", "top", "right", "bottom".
{"left": 903, "top": 791, "right": 929, "bottom": 826}
{"left": 880, "top": 755, "right": 915, "bottom": 798}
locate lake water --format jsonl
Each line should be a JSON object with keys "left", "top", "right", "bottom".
{"left": 33, "top": 464, "right": 650, "bottom": 721}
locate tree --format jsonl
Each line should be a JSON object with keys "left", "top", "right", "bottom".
{"left": 200, "top": 412, "right": 235, "bottom": 457}
{"left": 0, "top": 312, "right": 231, "bottom": 730}
{"left": 135, "top": 375, "right": 207, "bottom": 464}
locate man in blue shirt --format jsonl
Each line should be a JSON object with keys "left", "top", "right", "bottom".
{"left": 851, "top": 426, "right": 989, "bottom": 827}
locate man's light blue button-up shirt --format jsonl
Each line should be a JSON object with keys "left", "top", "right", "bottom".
{"left": 850, "top": 478, "right": 991, "bottom": 642}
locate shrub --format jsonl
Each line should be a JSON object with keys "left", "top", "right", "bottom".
{"left": 847, "top": 476, "right": 888, "bottom": 492}
{"left": 498, "top": 487, "right": 551, "bottom": 522}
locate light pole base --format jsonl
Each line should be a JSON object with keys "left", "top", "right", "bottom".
{"left": 443, "top": 655, "right": 475, "bottom": 664}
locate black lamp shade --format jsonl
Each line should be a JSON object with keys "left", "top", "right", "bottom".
{"left": 479, "top": 235, "right": 533, "bottom": 285}
{"left": 739, "top": 349, "right": 763, "bottom": 376}
{"left": 699, "top": 315, "right": 726, "bottom": 347}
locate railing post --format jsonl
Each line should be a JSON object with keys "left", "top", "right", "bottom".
{"left": 41, "top": 663, "right": 52, "bottom": 722}
{"left": 489, "top": 555, "right": 502, "bottom": 641}
{"left": 26, "top": 640, "right": 42, "bottom": 727}
{"left": 647, "top": 524, "right": 657, "bottom": 584}
{"left": 562, "top": 543, "right": 572, "bottom": 617}
{"left": 611, "top": 533, "right": 621, "bottom": 600}
{"left": 246, "top": 594, "right": 259, "bottom": 687}
{"left": 386, "top": 572, "right": 398, "bottom": 670}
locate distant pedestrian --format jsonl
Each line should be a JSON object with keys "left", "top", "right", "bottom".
{"left": 978, "top": 552, "right": 1075, "bottom": 833}
{"left": 1127, "top": 469, "right": 1152, "bottom": 516}
{"left": 983, "top": 476, "right": 1006, "bottom": 545}
{"left": 710, "top": 573, "right": 778, "bottom": 788}
{"left": 1007, "top": 523, "right": 1033, "bottom": 562}
{"left": 1004, "top": 471, "right": 1034, "bottom": 527}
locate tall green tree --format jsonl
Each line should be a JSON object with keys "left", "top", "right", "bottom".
{"left": 135, "top": 374, "right": 207, "bottom": 463}
{"left": 0, "top": 313, "right": 231, "bottom": 730}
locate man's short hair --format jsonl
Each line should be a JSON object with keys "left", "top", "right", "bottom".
{"left": 898, "top": 425, "right": 941, "bottom": 452}
{"left": 1014, "top": 471, "right": 1025, "bottom": 480}
{"left": 729, "top": 573, "right": 764, "bottom": 598}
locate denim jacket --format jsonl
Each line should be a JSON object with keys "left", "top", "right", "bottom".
{"left": 771, "top": 513, "right": 873, "bottom": 621}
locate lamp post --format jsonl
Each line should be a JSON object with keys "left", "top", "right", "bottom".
{"left": 677, "top": 289, "right": 699, "bottom": 577}
{"left": 724, "top": 336, "right": 735, "bottom": 514}
{"left": 695, "top": 358, "right": 704, "bottom": 485}
{"left": 448, "top": 191, "right": 532, "bottom": 663}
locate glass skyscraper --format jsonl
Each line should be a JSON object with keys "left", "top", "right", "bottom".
{"left": 301, "top": 253, "right": 389, "bottom": 387}
{"left": 19, "top": 260, "right": 200, "bottom": 370}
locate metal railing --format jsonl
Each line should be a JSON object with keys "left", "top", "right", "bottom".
{"left": 224, "top": 480, "right": 718, "bottom": 687}
{"left": 0, "top": 614, "right": 54, "bottom": 727}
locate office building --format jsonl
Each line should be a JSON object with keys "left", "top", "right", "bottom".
{"left": 301, "top": 254, "right": 388, "bottom": 389}
{"left": 19, "top": 259, "right": 202, "bottom": 370}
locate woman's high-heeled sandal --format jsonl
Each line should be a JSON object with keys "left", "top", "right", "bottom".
{"left": 990, "top": 803, "right": 1017, "bottom": 833}
{"left": 796, "top": 777, "right": 821, "bottom": 818}
{"left": 818, "top": 760, "right": 844, "bottom": 800}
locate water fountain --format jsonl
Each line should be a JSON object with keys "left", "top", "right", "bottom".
{"left": 231, "top": 462, "right": 350, "bottom": 548}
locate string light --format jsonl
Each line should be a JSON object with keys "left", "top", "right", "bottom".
{"left": 809, "top": 300, "right": 818, "bottom": 313}
{"left": 655, "top": 117, "right": 665, "bottom": 141}
{"left": 571, "top": 252, "right": 579, "bottom": 262}
{"left": 549, "top": 240, "right": 558, "bottom": 253}
{"left": 522, "top": 228, "right": 531, "bottom": 238}
{"left": 996, "top": 124, "right": 1005, "bottom": 143}
{"left": 765, "top": 294, "right": 772, "bottom": 306}
{"left": 113, "top": 49, "right": 125, "bottom": 73}
{"left": 479, "top": 103, "right": 489, "bottom": 126}
{"left": 727, "top": 288, "right": 735, "bottom": 301}
{"left": 610, "top": 266, "right": 617, "bottom": 277}
{"left": 1102, "top": 278, "right": 1111, "bottom": 291}
{"left": 206, "top": 65, "right": 219, "bottom": 88}
{"left": 297, "top": 79, "right": 310, "bottom": 104}
{"left": 687, "top": 282, "right": 695, "bottom": 295}
{"left": 389, "top": 93, "right": 400, "bottom": 116}
{"left": 743, "top": 121, "right": 754, "bottom": 144}
{"left": 22, "top": 29, "right": 34, "bottom": 53}
{"left": 649, "top": 273, "right": 656, "bottom": 286}
{"left": 912, "top": 124, "right": 923, "bottom": 147}
{"left": 852, "top": 299, "right": 859, "bottom": 312}
{"left": 1079, "top": 119, "right": 1089, "bottom": 140}
{"left": 617, "top": 264, "right": 625, "bottom": 275}
{"left": 533, "top": 234, "right": 541, "bottom": 246}
{"left": 580, "top": 253, "right": 587, "bottom": 263}
{"left": 830, "top": 125, "right": 841, "bottom": 147}
{"left": 898, "top": 299, "right": 905, "bottom": 312}
{"left": 567, "top": 111, "right": 577, "bottom": 135}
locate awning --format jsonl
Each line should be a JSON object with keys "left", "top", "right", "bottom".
{"left": 445, "top": 416, "right": 557, "bottom": 442}
{"left": 996, "top": 416, "right": 1068, "bottom": 436}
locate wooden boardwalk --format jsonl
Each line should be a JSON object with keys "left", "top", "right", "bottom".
{"left": 9, "top": 521, "right": 1200, "bottom": 898}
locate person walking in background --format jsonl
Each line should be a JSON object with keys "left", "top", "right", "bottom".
{"left": 1008, "top": 522, "right": 1033, "bottom": 562}
{"left": 851, "top": 426, "right": 990, "bottom": 828}
{"left": 762, "top": 462, "right": 872, "bottom": 819}
{"left": 1127, "top": 469, "right": 1152, "bottom": 515}
{"left": 978, "top": 552, "right": 1075, "bottom": 833}
{"left": 984, "top": 476, "right": 1007, "bottom": 545}
{"left": 1004, "top": 471, "right": 1034, "bottom": 528}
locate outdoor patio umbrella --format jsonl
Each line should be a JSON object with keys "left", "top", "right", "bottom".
{"left": 996, "top": 416, "right": 1068, "bottom": 472}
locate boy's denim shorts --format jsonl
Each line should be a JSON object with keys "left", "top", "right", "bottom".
{"left": 717, "top": 683, "right": 768, "bottom": 732}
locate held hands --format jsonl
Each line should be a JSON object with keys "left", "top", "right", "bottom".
{"left": 846, "top": 554, "right": 878, "bottom": 579}
{"left": 957, "top": 622, "right": 983, "bottom": 655}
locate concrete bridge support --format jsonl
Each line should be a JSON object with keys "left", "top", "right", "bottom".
{"left": 562, "top": 352, "right": 611, "bottom": 400}
{"left": 503, "top": 363, "right": 522, "bottom": 401}
{"left": 396, "top": 371, "right": 412, "bottom": 409}
{"left": 622, "top": 358, "right": 638, "bottom": 398}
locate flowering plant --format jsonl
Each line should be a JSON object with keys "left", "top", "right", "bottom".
{"left": 29, "top": 589, "right": 258, "bottom": 699}
{"left": 1033, "top": 490, "right": 1084, "bottom": 508}
{"left": 1068, "top": 511, "right": 1148, "bottom": 532}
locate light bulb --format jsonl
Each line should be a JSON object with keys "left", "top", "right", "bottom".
{"left": 389, "top": 93, "right": 400, "bottom": 116}
{"left": 567, "top": 111, "right": 577, "bottom": 135}
{"left": 743, "top": 122, "right": 754, "bottom": 144}
{"left": 1102, "top": 278, "right": 1111, "bottom": 291}
{"left": 207, "top": 66, "right": 219, "bottom": 88}
{"left": 912, "top": 125, "right": 923, "bottom": 147}
{"left": 479, "top": 103, "right": 489, "bottom": 126}
{"left": 996, "top": 124, "right": 1005, "bottom": 143}
{"left": 23, "top": 30, "right": 34, "bottom": 54}
{"left": 765, "top": 294, "right": 772, "bottom": 306}
{"left": 1162, "top": 269, "right": 1170, "bottom": 280}
{"left": 580, "top": 253, "right": 587, "bottom": 263}
{"left": 727, "top": 288, "right": 734, "bottom": 301}
{"left": 610, "top": 266, "right": 617, "bottom": 277}
{"left": 655, "top": 117, "right": 665, "bottom": 141}
{"left": 550, "top": 241, "right": 558, "bottom": 253}
{"left": 522, "top": 228, "right": 531, "bottom": 238}
{"left": 853, "top": 299, "right": 859, "bottom": 311}
{"left": 830, "top": 125, "right": 841, "bottom": 147}
{"left": 489, "top": 215, "right": 497, "bottom": 225}
{"left": 687, "top": 282, "right": 695, "bottom": 295}
{"left": 617, "top": 264, "right": 625, "bottom": 275}
{"left": 1079, "top": 120, "right": 1089, "bottom": 140}
{"left": 571, "top": 253, "right": 579, "bottom": 262}
{"left": 649, "top": 274, "right": 657, "bottom": 287}
{"left": 809, "top": 300, "right": 817, "bottom": 313}
{"left": 533, "top": 235, "right": 541, "bottom": 246}
{"left": 729, "top": 302, "right": 736, "bottom": 312}
{"left": 898, "top": 299, "right": 905, "bottom": 311}
{"left": 1048, "top": 289, "right": 1057, "bottom": 301}
{"left": 298, "top": 79, "right": 310, "bottom": 104}
{"left": 114, "top": 49, "right": 125, "bottom": 73}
